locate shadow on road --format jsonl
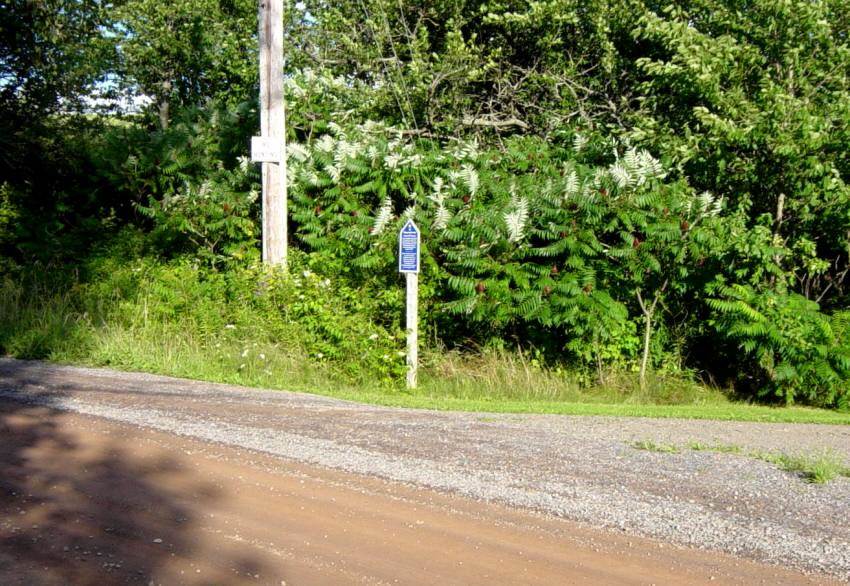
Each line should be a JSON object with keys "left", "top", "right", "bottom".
{"left": 0, "top": 392, "right": 268, "bottom": 584}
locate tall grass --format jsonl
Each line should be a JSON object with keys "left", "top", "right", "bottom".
{"left": 0, "top": 271, "right": 728, "bottom": 405}
{"left": 418, "top": 349, "right": 726, "bottom": 405}
{"left": 4, "top": 267, "right": 850, "bottom": 424}
{"left": 0, "top": 273, "right": 364, "bottom": 394}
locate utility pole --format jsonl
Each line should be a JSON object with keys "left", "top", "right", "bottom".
{"left": 255, "top": 0, "right": 287, "bottom": 268}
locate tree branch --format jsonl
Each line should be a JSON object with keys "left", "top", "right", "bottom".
{"left": 461, "top": 115, "right": 528, "bottom": 131}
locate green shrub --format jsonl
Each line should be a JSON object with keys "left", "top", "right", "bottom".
{"left": 288, "top": 123, "right": 724, "bottom": 376}
{"left": 94, "top": 102, "right": 260, "bottom": 266}
{"left": 0, "top": 248, "right": 407, "bottom": 385}
{"left": 708, "top": 283, "right": 850, "bottom": 407}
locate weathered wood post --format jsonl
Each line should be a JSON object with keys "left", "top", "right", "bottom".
{"left": 255, "top": 0, "right": 287, "bottom": 268}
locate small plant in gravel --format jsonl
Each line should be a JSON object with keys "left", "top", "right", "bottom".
{"left": 633, "top": 440, "right": 850, "bottom": 484}
{"left": 631, "top": 439, "right": 680, "bottom": 454}
{"left": 686, "top": 442, "right": 742, "bottom": 454}
{"left": 754, "top": 451, "right": 850, "bottom": 485}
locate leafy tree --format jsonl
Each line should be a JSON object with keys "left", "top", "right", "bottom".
{"left": 0, "top": 1, "right": 121, "bottom": 262}
{"left": 629, "top": 0, "right": 850, "bottom": 304}
{"left": 1, "top": 0, "right": 115, "bottom": 205}
{"left": 113, "top": 0, "right": 257, "bottom": 128}
{"left": 0, "top": 0, "right": 114, "bottom": 117}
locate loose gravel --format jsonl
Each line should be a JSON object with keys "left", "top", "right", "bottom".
{"left": 1, "top": 358, "right": 849, "bottom": 581}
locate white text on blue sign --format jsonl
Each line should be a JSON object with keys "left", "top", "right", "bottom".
{"left": 398, "top": 220, "right": 420, "bottom": 273}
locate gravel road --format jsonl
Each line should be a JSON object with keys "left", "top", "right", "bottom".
{"left": 1, "top": 358, "right": 849, "bottom": 582}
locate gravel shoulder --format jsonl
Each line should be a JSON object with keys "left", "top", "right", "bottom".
{"left": 1, "top": 358, "right": 849, "bottom": 582}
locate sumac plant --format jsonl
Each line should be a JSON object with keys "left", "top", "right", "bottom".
{"left": 288, "top": 123, "right": 725, "bottom": 382}
{"left": 97, "top": 102, "right": 261, "bottom": 266}
{"left": 707, "top": 283, "right": 850, "bottom": 408}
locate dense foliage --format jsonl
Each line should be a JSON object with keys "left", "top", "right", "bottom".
{"left": 1, "top": 0, "right": 849, "bottom": 407}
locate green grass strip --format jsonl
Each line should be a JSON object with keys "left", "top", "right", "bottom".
{"left": 302, "top": 388, "right": 850, "bottom": 424}
{"left": 35, "top": 357, "right": 850, "bottom": 425}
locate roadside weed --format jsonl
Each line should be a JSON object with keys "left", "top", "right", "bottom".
{"left": 631, "top": 439, "right": 680, "bottom": 453}
{"left": 686, "top": 442, "right": 742, "bottom": 454}
{"left": 754, "top": 451, "right": 850, "bottom": 484}
{"left": 631, "top": 441, "right": 850, "bottom": 484}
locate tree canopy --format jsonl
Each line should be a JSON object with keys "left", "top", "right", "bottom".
{"left": 2, "top": 0, "right": 850, "bottom": 407}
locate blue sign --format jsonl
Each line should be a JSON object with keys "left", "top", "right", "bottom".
{"left": 398, "top": 219, "right": 420, "bottom": 273}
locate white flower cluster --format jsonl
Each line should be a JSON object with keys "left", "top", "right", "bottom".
{"left": 450, "top": 163, "right": 479, "bottom": 197}
{"left": 504, "top": 184, "right": 529, "bottom": 243}
{"left": 428, "top": 177, "right": 452, "bottom": 230}
{"left": 372, "top": 196, "right": 394, "bottom": 236}
{"left": 308, "top": 124, "right": 366, "bottom": 182}
{"left": 315, "top": 134, "right": 335, "bottom": 154}
{"left": 688, "top": 191, "right": 724, "bottom": 217}
{"left": 573, "top": 133, "right": 588, "bottom": 152}
{"left": 563, "top": 166, "right": 580, "bottom": 199}
{"left": 305, "top": 170, "right": 322, "bottom": 187}
{"left": 288, "top": 120, "right": 479, "bottom": 236}
{"left": 609, "top": 147, "right": 666, "bottom": 189}
{"left": 284, "top": 68, "right": 350, "bottom": 100}
{"left": 384, "top": 152, "right": 402, "bottom": 170}
{"left": 287, "top": 143, "right": 309, "bottom": 163}
{"left": 291, "top": 119, "right": 434, "bottom": 192}
{"left": 382, "top": 138, "right": 421, "bottom": 173}
{"left": 446, "top": 138, "right": 480, "bottom": 161}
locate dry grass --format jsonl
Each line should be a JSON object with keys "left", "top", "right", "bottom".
{"left": 420, "top": 348, "right": 728, "bottom": 405}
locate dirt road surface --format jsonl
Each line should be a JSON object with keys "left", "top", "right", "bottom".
{"left": 1, "top": 358, "right": 848, "bottom": 585}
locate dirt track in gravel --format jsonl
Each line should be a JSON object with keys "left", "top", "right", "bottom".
{"left": 1, "top": 358, "right": 848, "bottom": 584}
{"left": 1, "top": 402, "right": 837, "bottom": 585}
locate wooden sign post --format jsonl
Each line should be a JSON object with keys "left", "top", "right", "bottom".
{"left": 398, "top": 220, "right": 421, "bottom": 389}
{"left": 254, "top": 0, "right": 287, "bottom": 268}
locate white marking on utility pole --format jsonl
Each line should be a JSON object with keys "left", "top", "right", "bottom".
{"left": 251, "top": 136, "right": 283, "bottom": 163}
{"left": 398, "top": 220, "right": 421, "bottom": 389}
{"left": 257, "top": 0, "right": 287, "bottom": 268}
